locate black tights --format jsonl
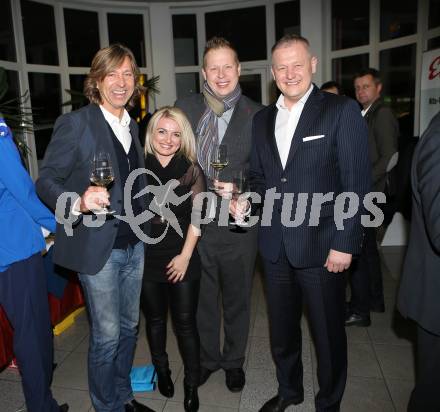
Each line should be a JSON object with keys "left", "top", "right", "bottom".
{"left": 141, "top": 280, "right": 200, "bottom": 387}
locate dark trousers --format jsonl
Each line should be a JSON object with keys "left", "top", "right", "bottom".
{"left": 196, "top": 223, "right": 257, "bottom": 371}
{"left": 349, "top": 227, "right": 384, "bottom": 315}
{"left": 408, "top": 324, "right": 440, "bottom": 412}
{"left": 263, "top": 247, "right": 347, "bottom": 412}
{"left": 0, "top": 254, "right": 59, "bottom": 412}
{"left": 141, "top": 279, "right": 200, "bottom": 387}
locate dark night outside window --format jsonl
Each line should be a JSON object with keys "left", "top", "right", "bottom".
{"left": 21, "top": 0, "right": 59, "bottom": 65}
{"left": 427, "top": 36, "right": 440, "bottom": 51}
{"left": 205, "top": 6, "right": 266, "bottom": 62}
{"left": 380, "top": 0, "right": 417, "bottom": 41}
{"left": 429, "top": 0, "right": 440, "bottom": 29}
{"left": 331, "top": 54, "right": 369, "bottom": 99}
{"left": 176, "top": 73, "right": 200, "bottom": 100}
{"left": 332, "top": 0, "right": 369, "bottom": 50}
{"left": 28, "top": 73, "right": 61, "bottom": 159}
{"left": 0, "top": 0, "right": 16, "bottom": 61}
{"left": 240, "top": 74, "right": 262, "bottom": 104}
{"left": 69, "top": 74, "right": 88, "bottom": 111}
{"left": 173, "top": 15, "right": 198, "bottom": 67}
{"left": 379, "top": 44, "right": 416, "bottom": 137}
{"left": 275, "top": 1, "right": 300, "bottom": 41}
{"left": 64, "top": 8, "right": 100, "bottom": 67}
{"left": 108, "top": 13, "right": 146, "bottom": 67}
{"left": 3, "top": 70, "right": 20, "bottom": 102}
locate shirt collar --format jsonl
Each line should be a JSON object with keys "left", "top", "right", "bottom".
{"left": 276, "top": 84, "right": 314, "bottom": 111}
{"left": 99, "top": 105, "right": 131, "bottom": 127}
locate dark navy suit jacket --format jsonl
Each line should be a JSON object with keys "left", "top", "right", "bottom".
{"left": 250, "top": 86, "right": 371, "bottom": 267}
{"left": 37, "top": 104, "right": 147, "bottom": 275}
{"left": 398, "top": 112, "right": 440, "bottom": 335}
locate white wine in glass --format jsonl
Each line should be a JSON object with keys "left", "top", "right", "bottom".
{"left": 90, "top": 152, "right": 115, "bottom": 213}
{"left": 209, "top": 144, "right": 228, "bottom": 190}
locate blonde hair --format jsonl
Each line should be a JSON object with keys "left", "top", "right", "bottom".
{"left": 145, "top": 106, "right": 197, "bottom": 163}
{"left": 84, "top": 43, "right": 145, "bottom": 109}
{"left": 271, "top": 34, "right": 313, "bottom": 61}
{"left": 203, "top": 36, "right": 239, "bottom": 68}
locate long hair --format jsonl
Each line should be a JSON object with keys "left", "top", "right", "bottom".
{"left": 144, "top": 106, "right": 197, "bottom": 163}
{"left": 83, "top": 43, "right": 145, "bottom": 109}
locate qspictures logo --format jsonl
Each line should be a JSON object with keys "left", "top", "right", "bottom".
{"left": 55, "top": 168, "right": 385, "bottom": 245}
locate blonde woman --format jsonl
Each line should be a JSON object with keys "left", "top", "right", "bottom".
{"left": 141, "top": 106, "right": 205, "bottom": 412}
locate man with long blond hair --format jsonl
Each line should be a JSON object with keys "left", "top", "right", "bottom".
{"left": 37, "top": 44, "right": 154, "bottom": 412}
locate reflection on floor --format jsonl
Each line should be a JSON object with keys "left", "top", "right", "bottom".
{"left": 1, "top": 246, "right": 415, "bottom": 412}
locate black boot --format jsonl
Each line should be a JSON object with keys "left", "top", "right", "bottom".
{"left": 184, "top": 384, "right": 199, "bottom": 412}
{"left": 156, "top": 368, "right": 174, "bottom": 398}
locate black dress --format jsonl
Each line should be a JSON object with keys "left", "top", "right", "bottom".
{"left": 144, "top": 153, "right": 205, "bottom": 282}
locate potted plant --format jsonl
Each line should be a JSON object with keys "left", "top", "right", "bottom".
{"left": 0, "top": 67, "right": 34, "bottom": 162}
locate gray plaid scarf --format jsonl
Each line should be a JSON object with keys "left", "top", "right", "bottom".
{"left": 196, "top": 81, "right": 241, "bottom": 177}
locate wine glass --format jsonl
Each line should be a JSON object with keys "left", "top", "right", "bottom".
{"left": 90, "top": 151, "right": 115, "bottom": 214}
{"left": 209, "top": 144, "right": 228, "bottom": 190}
{"left": 230, "top": 170, "right": 250, "bottom": 230}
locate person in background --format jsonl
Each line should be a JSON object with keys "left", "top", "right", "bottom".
{"left": 36, "top": 44, "right": 153, "bottom": 412}
{"left": 175, "top": 37, "right": 262, "bottom": 392}
{"left": 141, "top": 106, "right": 205, "bottom": 412}
{"left": 346, "top": 68, "right": 399, "bottom": 327}
{"left": 398, "top": 111, "right": 440, "bottom": 412}
{"left": 0, "top": 119, "right": 68, "bottom": 412}
{"left": 320, "top": 80, "right": 342, "bottom": 95}
{"left": 250, "top": 34, "right": 371, "bottom": 412}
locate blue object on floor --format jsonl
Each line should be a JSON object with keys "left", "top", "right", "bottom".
{"left": 130, "top": 364, "right": 157, "bottom": 392}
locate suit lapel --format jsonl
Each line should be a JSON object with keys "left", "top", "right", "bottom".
{"left": 222, "top": 98, "right": 249, "bottom": 146}
{"left": 264, "top": 104, "right": 283, "bottom": 168}
{"left": 285, "top": 86, "right": 323, "bottom": 168}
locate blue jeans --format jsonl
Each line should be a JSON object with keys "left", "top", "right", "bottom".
{"left": 79, "top": 241, "right": 144, "bottom": 412}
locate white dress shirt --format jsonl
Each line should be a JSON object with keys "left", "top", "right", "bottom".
{"left": 275, "top": 84, "right": 314, "bottom": 169}
{"left": 361, "top": 104, "right": 372, "bottom": 117}
{"left": 99, "top": 106, "right": 132, "bottom": 154}
{"left": 218, "top": 106, "right": 234, "bottom": 143}
{"left": 72, "top": 107, "right": 133, "bottom": 214}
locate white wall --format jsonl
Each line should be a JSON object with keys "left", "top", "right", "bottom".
{"left": 149, "top": 3, "right": 177, "bottom": 106}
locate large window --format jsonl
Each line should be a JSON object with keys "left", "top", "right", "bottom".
{"left": 0, "top": 0, "right": 151, "bottom": 173}
{"left": 380, "top": 44, "right": 416, "bottom": 137}
{"left": 275, "top": 1, "right": 300, "bottom": 40}
{"left": 172, "top": 14, "right": 198, "bottom": 66}
{"left": 429, "top": 0, "right": 440, "bottom": 29}
{"left": 108, "top": 13, "right": 146, "bottom": 67}
{"left": 332, "top": 54, "right": 369, "bottom": 98}
{"left": 205, "top": 6, "right": 267, "bottom": 61}
{"left": 64, "top": 8, "right": 100, "bottom": 67}
{"left": 332, "top": 0, "right": 369, "bottom": 50}
{"left": 329, "top": 0, "right": 426, "bottom": 136}
{"left": 28, "top": 73, "right": 61, "bottom": 159}
{"left": 21, "top": 0, "right": 58, "bottom": 65}
{"left": 380, "top": 0, "right": 417, "bottom": 41}
{"left": 0, "top": 0, "right": 16, "bottom": 62}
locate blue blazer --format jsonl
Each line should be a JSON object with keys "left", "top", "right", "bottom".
{"left": 250, "top": 86, "right": 371, "bottom": 267}
{"left": 36, "top": 104, "right": 147, "bottom": 275}
{"left": 0, "top": 119, "right": 55, "bottom": 272}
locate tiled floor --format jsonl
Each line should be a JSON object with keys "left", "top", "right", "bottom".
{"left": 0, "top": 246, "right": 415, "bottom": 412}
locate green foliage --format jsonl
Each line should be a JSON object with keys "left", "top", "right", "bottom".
{"left": 0, "top": 67, "right": 33, "bottom": 157}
